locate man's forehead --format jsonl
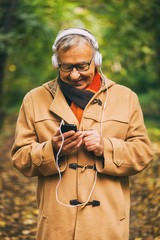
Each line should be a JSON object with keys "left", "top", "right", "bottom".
{"left": 58, "top": 44, "right": 93, "bottom": 63}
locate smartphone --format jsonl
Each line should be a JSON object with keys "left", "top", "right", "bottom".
{"left": 61, "top": 124, "right": 77, "bottom": 133}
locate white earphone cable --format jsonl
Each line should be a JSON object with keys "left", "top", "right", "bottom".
{"left": 55, "top": 120, "right": 98, "bottom": 208}
{"left": 99, "top": 67, "right": 109, "bottom": 136}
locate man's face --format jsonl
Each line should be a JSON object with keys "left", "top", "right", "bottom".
{"left": 58, "top": 41, "right": 96, "bottom": 90}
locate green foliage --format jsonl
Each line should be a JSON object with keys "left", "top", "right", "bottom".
{"left": 96, "top": 0, "right": 159, "bottom": 92}
{"left": 139, "top": 90, "right": 160, "bottom": 120}
{"left": 0, "top": 0, "right": 159, "bottom": 119}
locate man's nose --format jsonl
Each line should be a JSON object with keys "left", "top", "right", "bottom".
{"left": 69, "top": 68, "right": 80, "bottom": 79}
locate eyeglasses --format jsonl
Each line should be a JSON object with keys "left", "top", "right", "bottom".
{"left": 58, "top": 56, "right": 93, "bottom": 72}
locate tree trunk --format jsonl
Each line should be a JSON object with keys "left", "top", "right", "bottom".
{"left": 0, "top": 0, "right": 18, "bottom": 105}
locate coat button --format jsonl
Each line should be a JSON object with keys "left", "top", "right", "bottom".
{"left": 116, "top": 159, "right": 121, "bottom": 166}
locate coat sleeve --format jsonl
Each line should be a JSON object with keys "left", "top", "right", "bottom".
{"left": 11, "top": 93, "right": 66, "bottom": 177}
{"left": 96, "top": 91, "right": 153, "bottom": 176}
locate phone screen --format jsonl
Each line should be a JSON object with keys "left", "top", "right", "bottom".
{"left": 61, "top": 124, "right": 77, "bottom": 133}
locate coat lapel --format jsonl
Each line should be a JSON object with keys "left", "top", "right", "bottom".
{"left": 49, "top": 85, "right": 79, "bottom": 125}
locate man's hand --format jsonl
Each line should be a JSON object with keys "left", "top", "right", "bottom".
{"left": 52, "top": 129, "right": 84, "bottom": 156}
{"left": 83, "top": 130, "right": 104, "bottom": 157}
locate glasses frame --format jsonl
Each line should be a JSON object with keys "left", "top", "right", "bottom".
{"left": 58, "top": 56, "right": 93, "bottom": 72}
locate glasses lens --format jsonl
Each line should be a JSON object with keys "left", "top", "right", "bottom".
{"left": 77, "top": 63, "right": 89, "bottom": 71}
{"left": 60, "top": 64, "right": 73, "bottom": 72}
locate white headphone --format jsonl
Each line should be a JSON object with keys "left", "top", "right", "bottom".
{"left": 52, "top": 28, "right": 102, "bottom": 69}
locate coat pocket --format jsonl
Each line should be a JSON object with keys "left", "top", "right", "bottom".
{"left": 97, "top": 175, "right": 126, "bottom": 221}
{"left": 118, "top": 179, "right": 126, "bottom": 221}
{"left": 34, "top": 117, "right": 61, "bottom": 142}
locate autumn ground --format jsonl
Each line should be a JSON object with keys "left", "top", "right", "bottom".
{"left": 0, "top": 115, "right": 160, "bottom": 240}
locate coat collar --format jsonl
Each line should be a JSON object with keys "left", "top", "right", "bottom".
{"left": 42, "top": 76, "right": 115, "bottom": 124}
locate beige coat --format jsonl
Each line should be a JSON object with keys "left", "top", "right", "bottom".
{"left": 11, "top": 76, "right": 152, "bottom": 240}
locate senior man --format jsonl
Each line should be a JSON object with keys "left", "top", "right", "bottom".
{"left": 11, "top": 28, "right": 153, "bottom": 240}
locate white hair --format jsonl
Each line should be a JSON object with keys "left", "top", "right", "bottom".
{"left": 55, "top": 32, "right": 96, "bottom": 57}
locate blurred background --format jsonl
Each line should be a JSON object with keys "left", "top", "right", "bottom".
{"left": 0, "top": 0, "right": 160, "bottom": 239}
{"left": 0, "top": 0, "right": 160, "bottom": 120}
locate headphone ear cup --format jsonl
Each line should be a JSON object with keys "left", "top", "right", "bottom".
{"left": 52, "top": 54, "right": 59, "bottom": 68}
{"left": 94, "top": 51, "right": 102, "bottom": 67}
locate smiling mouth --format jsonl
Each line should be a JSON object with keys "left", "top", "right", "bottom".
{"left": 76, "top": 79, "right": 84, "bottom": 82}
{"left": 72, "top": 80, "right": 84, "bottom": 86}
{"left": 72, "top": 78, "right": 85, "bottom": 83}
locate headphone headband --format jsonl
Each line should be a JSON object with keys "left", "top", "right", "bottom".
{"left": 52, "top": 28, "right": 102, "bottom": 68}
{"left": 52, "top": 28, "right": 99, "bottom": 52}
